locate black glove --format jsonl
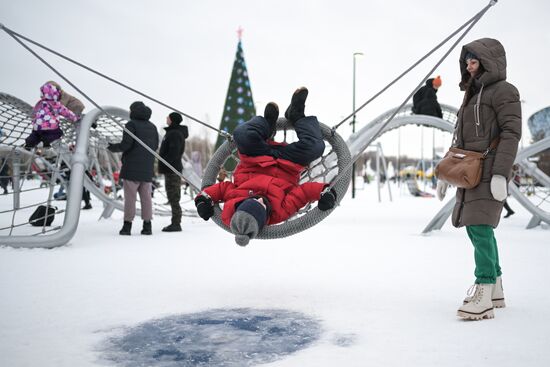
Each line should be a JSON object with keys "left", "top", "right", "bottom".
{"left": 318, "top": 187, "right": 337, "bottom": 211}
{"left": 107, "top": 143, "right": 115, "bottom": 151}
{"left": 195, "top": 195, "right": 214, "bottom": 221}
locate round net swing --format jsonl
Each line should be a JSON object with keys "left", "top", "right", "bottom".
{"left": 201, "top": 118, "right": 352, "bottom": 239}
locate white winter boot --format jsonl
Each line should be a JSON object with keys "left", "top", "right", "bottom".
{"left": 463, "top": 276, "right": 505, "bottom": 308}
{"left": 457, "top": 283, "right": 494, "bottom": 320}
{"left": 492, "top": 277, "right": 505, "bottom": 308}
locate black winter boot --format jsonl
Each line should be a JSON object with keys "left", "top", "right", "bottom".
{"left": 141, "top": 220, "right": 152, "bottom": 235}
{"left": 119, "top": 221, "right": 132, "bottom": 235}
{"left": 264, "top": 102, "right": 279, "bottom": 137}
{"left": 284, "top": 87, "right": 308, "bottom": 123}
{"left": 162, "top": 223, "right": 182, "bottom": 232}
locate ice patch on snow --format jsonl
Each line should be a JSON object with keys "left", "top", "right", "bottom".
{"left": 98, "top": 308, "right": 322, "bottom": 366}
{"left": 331, "top": 333, "right": 357, "bottom": 347}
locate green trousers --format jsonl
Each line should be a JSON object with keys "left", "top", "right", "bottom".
{"left": 466, "top": 225, "right": 502, "bottom": 284}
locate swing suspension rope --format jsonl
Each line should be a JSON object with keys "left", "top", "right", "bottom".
{"left": 0, "top": 23, "right": 227, "bottom": 138}
{"left": 326, "top": 0, "right": 497, "bottom": 190}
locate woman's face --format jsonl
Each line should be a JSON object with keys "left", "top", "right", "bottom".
{"left": 466, "top": 58, "right": 480, "bottom": 77}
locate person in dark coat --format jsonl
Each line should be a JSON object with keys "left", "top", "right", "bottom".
{"left": 436, "top": 39, "right": 521, "bottom": 320}
{"left": 0, "top": 158, "right": 10, "bottom": 195}
{"left": 412, "top": 76, "right": 443, "bottom": 118}
{"left": 194, "top": 87, "right": 336, "bottom": 246}
{"left": 108, "top": 101, "right": 159, "bottom": 235}
{"left": 158, "top": 112, "right": 189, "bottom": 232}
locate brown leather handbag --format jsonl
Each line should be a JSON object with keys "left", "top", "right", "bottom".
{"left": 435, "top": 139, "right": 499, "bottom": 189}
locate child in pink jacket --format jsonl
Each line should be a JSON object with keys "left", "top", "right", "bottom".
{"left": 25, "top": 82, "right": 78, "bottom": 148}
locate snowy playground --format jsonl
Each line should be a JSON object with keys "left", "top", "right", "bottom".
{"left": 1, "top": 185, "right": 549, "bottom": 366}
{"left": 2, "top": 0, "right": 550, "bottom": 366}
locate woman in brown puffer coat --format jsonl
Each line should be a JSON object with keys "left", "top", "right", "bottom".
{"left": 436, "top": 38, "right": 521, "bottom": 320}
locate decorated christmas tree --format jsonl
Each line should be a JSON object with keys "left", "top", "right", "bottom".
{"left": 215, "top": 29, "right": 256, "bottom": 170}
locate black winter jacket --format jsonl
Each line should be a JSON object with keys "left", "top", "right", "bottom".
{"left": 412, "top": 79, "right": 443, "bottom": 118}
{"left": 158, "top": 124, "right": 189, "bottom": 174}
{"left": 109, "top": 117, "right": 159, "bottom": 182}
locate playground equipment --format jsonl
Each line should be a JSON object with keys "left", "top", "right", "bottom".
{"left": 0, "top": 93, "right": 200, "bottom": 248}
{"left": 0, "top": 0, "right": 504, "bottom": 246}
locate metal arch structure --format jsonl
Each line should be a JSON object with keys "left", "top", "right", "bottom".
{"left": 422, "top": 136, "right": 550, "bottom": 234}
{"left": 346, "top": 103, "right": 458, "bottom": 160}
{"left": 0, "top": 92, "right": 201, "bottom": 248}
{"left": 0, "top": 109, "right": 91, "bottom": 248}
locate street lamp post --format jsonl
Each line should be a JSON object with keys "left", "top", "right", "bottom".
{"left": 352, "top": 52, "right": 363, "bottom": 199}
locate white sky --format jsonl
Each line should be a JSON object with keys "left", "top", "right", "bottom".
{"left": 1, "top": 0, "right": 549, "bottom": 158}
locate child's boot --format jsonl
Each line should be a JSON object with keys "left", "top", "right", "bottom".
{"left": 284, "top": 87, "right": 308, "bottom": 123}
{"left": 264, "top": 102, "right": 279, "bottom": 137}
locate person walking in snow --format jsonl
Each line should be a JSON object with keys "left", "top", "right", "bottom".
{"left": 412, "top": 76, "right": 443, "bottom": 118}
{"left": 194, "top": 87, "right": 336, "bottom": 246}
{"left": 108, "top": 101, "right": 159, "bottom": 236}
{"left": 25, "top": 82, "right": 79, "bottom": 148}
{"left": 436, "top": 39, "right": 521, "bottom": 320}
{"left": 158, "top": 112, "right": 189, "bottom": 232}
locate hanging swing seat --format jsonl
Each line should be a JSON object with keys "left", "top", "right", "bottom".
{"left": 201, "top": 118, "right": 352, "bottom": 239}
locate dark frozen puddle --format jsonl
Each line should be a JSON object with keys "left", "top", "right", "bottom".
{"left": 99, "top": 308, "right": 322, "bottom": 366}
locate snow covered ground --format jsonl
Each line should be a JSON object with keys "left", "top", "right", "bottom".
{"left": 1, "top": 182, "right": 549, "bottom": 366}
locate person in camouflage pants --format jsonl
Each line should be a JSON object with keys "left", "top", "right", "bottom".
{"left": 164, "top": 172, "right": 183, "bottom": 227}
{"left": 158, "top": 112, "right": 189, "bottom": 232}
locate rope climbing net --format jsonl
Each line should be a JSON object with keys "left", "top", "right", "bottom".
{"left": 0, "top": 93, "right": 198, "bottom": 238}
{"left": 0, "top": 93, "right": 73, "bottom": 237}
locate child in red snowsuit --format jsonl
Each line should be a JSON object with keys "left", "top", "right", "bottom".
{"left": 195, "top": 88, "right": 336, "bottom": 246}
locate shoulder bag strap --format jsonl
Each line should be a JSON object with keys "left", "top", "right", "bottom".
{"left": 482, "top": 137, "right": 500, "bottom": 158}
